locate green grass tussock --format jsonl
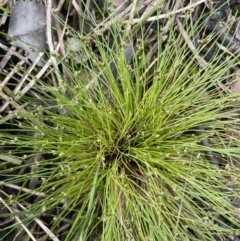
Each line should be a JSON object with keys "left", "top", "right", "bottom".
{"left": 1, "top": 17, "right": 240, "bottom": 241}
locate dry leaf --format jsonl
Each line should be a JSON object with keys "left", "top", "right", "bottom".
{"left": 231, "top": 78, "right": 240, "bottom": 93}
{"left": 7, "top": 0, "right": 47, "bottom": 66}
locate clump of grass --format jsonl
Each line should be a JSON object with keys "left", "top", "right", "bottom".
{"left": 1, "top": 15, "right": 240, "bottom": 241}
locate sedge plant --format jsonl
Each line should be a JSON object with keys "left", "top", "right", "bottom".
{"left": 1, "top": 11, "right": 240, "bottom": 241}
